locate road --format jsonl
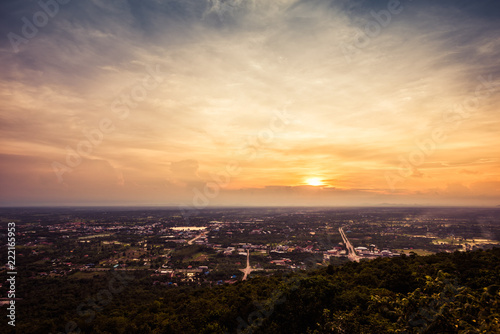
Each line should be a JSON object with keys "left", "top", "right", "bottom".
{"left": 339, "top": 227, "right": 361, "bottom": 262}
{"left": 85, "top": 268, "right": 154, "bottom": 271}
{"left": 188, "top": 232, "right": 206, "bottom": 245}
{"left": 240, "top": 249, "right": 253, "bottom": 280}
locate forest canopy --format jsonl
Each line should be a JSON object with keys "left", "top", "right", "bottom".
{"left": 2, "top": 248, "right": 499, "bottom": 333}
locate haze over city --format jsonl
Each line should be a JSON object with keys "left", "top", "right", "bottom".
{"left": 1, "top": 0, "right": 499, "bottom": 206}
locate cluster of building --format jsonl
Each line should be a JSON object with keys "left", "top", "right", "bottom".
{"left": 353, "top": 245, "right": 398, "bottom": 257}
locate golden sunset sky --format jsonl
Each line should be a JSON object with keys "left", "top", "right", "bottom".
{"left": 1, "top": 0, "right": 499, "bottom": 206}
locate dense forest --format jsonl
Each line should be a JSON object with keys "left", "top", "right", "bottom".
{"left": 3, "top": 248, "right": 499, "bottom": 333}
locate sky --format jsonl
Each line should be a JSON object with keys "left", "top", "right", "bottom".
{"left": 0, "top": 0, "right": 499, "bottom": 207}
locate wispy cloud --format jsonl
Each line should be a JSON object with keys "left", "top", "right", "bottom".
{"left": 0, "top": 0, "right": 499, "bottom": 206}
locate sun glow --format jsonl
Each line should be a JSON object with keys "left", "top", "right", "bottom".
{"left": 305, "top": 177, "right": 324, "bottom": 186}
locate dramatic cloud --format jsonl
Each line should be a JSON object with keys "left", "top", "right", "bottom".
{"left": 0, "top": 0, "right": 499, "bottom": 206}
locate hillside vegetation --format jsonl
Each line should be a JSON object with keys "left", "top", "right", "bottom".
{"left": 7, "top": 248, "right": 500, "bottom": 333}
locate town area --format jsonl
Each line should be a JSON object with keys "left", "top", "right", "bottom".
{"left": 1, "top": 207, "right": 499, "bottom": 289}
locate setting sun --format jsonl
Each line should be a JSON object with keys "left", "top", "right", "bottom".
{"left": 0, "top": 0, "right": 499, "bottom": 207}
{"left": 305, "top": 178, "right": 324, "bottom": 187}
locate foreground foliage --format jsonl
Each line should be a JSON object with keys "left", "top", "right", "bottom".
{"left": 4, "top": 248, "right": 500, "bottom": 333}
